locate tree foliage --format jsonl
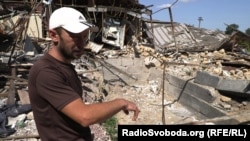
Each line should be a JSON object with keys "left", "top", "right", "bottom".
{"left": 245, "top": 28, "right": 250, "bottom": 36}
{"left": 224, "top": 24, "right": 250, "bottom": 53}
{"left": 225, "top": 24, "right": 239, "bottom": 35}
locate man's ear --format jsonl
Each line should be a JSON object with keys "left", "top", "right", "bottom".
{"left": 49, "top": 29, "right": 59, "bottom": 42}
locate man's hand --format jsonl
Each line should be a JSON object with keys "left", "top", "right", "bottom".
{"left": 123, "top": 100, "right": 140, "bottom": 121}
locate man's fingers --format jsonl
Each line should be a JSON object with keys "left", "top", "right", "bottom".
{"left": 132, "top": 108, "right": 140, "bottom": 121}
{"left": 124, "top": 110, "right": 129, "bottom": 115}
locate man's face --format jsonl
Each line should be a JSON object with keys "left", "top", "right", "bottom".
{"left": 57, "top": 28, "right": 89, "bottom": 60}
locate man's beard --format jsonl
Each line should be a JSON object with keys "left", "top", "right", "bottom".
{"left": 57, "top": 35, "right": 81, "bottom": 60}
{"left": 58, "top": 39, "right": 75, "bottom": 60}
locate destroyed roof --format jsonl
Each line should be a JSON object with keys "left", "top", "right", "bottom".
{"left": 0, "top": 0, "right": 247, "bottom": 56}
{"left": 52, "top": 0, "right": 146, "bottom": 9}
{"left": 143, "top": 20, "right": 229, "bottom": 54}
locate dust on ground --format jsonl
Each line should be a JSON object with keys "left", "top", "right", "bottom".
{"left": 105, "top": 82, "right": 198, "bottom": 125}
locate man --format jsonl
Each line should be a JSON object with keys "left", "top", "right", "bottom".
{"left": 28, "top": 7, "right": 140, "bottom": 141}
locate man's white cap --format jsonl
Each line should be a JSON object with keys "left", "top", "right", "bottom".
{"left": 49, "top": 7, "right": 98, "bottom": 33}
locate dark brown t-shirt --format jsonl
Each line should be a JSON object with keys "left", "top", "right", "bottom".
{"left": 28, "top": 53, "right": 92, "bottom": 141}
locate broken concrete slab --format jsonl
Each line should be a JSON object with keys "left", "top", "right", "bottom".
{"left": 216, "top": 79, "right": 250, "bottom": 98}
{"left": 182, "top": 110, "right": 250, "bottom": 125}
{"left": 194, "top": 70, "right": 250, "bottom": 98}
{"left": 165, "top": 74, "right": 218, "bottom": 103}
{"left": 165, "top": 78, "right": 226, "bottom": 119}
{"left": 194, "top": 70, "right": 222, "bottom": 88}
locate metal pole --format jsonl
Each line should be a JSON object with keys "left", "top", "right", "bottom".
{"left": 168, "top": 7, "right": 178, "bottom": 53}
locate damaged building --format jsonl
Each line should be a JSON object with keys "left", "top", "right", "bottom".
{"left": 0, "top": 0, "right": 250, "bottom": 140}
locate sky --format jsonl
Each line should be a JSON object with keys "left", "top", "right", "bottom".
{"left": 139, "top": 0, "right": 249, "bottom": 32}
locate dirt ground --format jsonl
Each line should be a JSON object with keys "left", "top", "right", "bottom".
{"left": 105, "top": 83, "right": 198, "bottom": 125}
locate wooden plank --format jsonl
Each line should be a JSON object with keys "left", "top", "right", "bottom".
{"left": 17, "top": 89, "right": 30, "bottom": 105}
{"left": 0, "top": 93, "right": 8, "bottom": 97}
{"left": 7, "top": 67, "right": 16, "bottom": 106}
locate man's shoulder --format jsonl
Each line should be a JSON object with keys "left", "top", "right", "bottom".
{"left": 30, "top": 54, "right": 56, "bottom": 73}
{"left": 34, "top": 53, "right": 55, "bottom": 66}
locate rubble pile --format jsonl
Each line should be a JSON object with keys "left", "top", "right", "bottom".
{"left": 1, "top": 40, "right": 250, "bottom": 140}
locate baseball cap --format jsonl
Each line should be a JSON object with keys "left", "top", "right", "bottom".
{"left": 49, "top": 7, "right": 98, "bottom": 33}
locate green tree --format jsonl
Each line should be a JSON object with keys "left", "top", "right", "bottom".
{"left": 245, "top": 28, "right": 250, "bottom": 36}
{"left": 225, "top": 24, "right": 239, "bottom": 35}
